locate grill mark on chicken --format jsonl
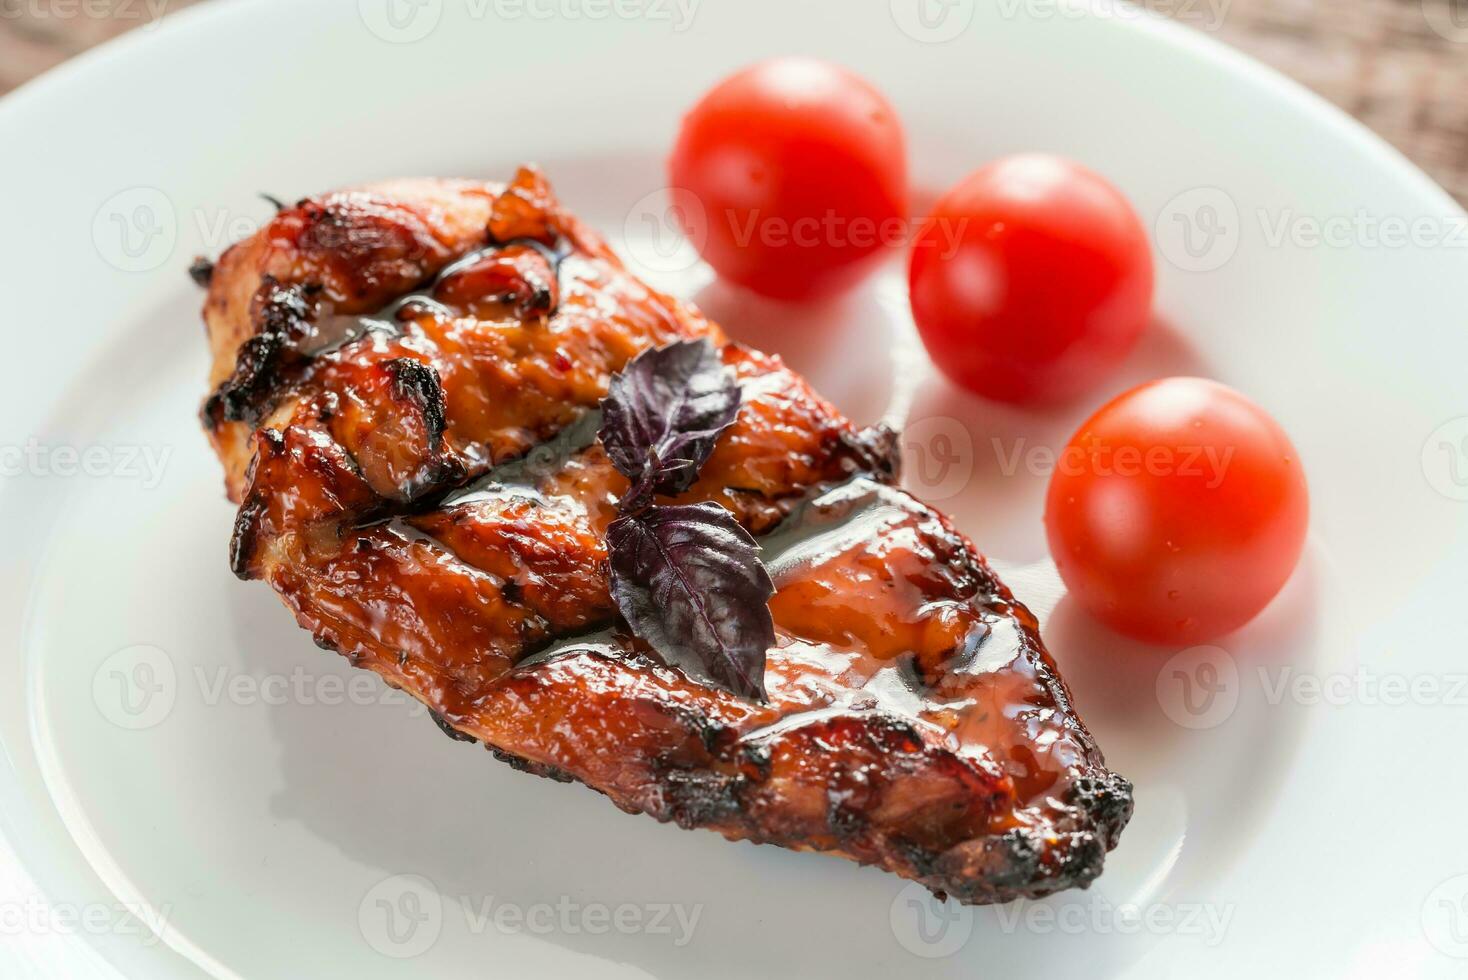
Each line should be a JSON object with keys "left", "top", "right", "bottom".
{"left": 197, "top": 167, "right": 1132, "bottom": 904}
{"left": 202, "top": 279, "right": 319, "bottom": 429}
{"left": 188, "top": 256, "right": 216, "bottom": 288}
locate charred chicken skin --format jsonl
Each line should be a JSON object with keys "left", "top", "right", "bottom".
{"left": 197, "top": 167, "right": 1132, "bottom": 904}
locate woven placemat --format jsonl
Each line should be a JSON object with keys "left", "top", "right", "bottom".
{"left": 1155, "top": 0, "right": 1468, "bottom": 205}
{"left": 3, "top": 0, "right": 1465, "bottom": 204}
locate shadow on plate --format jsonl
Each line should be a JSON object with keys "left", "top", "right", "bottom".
{"left": 901, "top": 316, "right": 1210, "bottom": 565}
{"left": 1043, "top": 546, "right": 1324, "bottom": 903}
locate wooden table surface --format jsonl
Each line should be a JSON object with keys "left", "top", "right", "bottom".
{"left": 3, "top": 0, "right": 1465, "bottom": 204}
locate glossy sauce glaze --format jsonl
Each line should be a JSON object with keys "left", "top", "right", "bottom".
{"left": 200, "top": 168, "right": 1130, "bottom": 903}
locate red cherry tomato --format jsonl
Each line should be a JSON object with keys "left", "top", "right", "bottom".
{"left": 668, "top": 57, "right": 907, "bottom": 300}
{"left": 1044, "top": 378, "right": 1309, "bottom": 645}
{"left": 909, "top": 154, "right": 1154, "bottom": 403}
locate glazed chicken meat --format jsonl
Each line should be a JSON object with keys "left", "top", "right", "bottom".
{"left": 196, "top": 167, "right": 1132, "bottom": 904}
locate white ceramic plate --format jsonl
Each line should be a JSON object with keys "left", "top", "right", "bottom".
{"left": 3, "top": 0, "right": 1467, "bottom": 976}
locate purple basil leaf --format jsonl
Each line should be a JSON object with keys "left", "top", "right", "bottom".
{"left": 599, "top": 339, "right": 740, "bottom": 502}
{"left": 608, "top": 502, "right": 775, "bottom": 701}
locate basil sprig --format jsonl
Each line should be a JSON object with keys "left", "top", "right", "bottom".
{"left": 599, "top": 339, "right": 776, "bottom": 701}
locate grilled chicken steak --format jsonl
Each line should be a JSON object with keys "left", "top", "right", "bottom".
{"left": 197, "top": 167, "right": 1132, "bottom": 904}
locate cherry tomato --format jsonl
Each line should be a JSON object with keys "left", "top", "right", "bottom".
{"left": 1044, "top": 378, "right": 1309, "bottom": 645}
{"left": 668, "top": 57, "right": 907, "bottom": 300}
{"left": 909, "top": 154, "right": 1154, "bottom": 403}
